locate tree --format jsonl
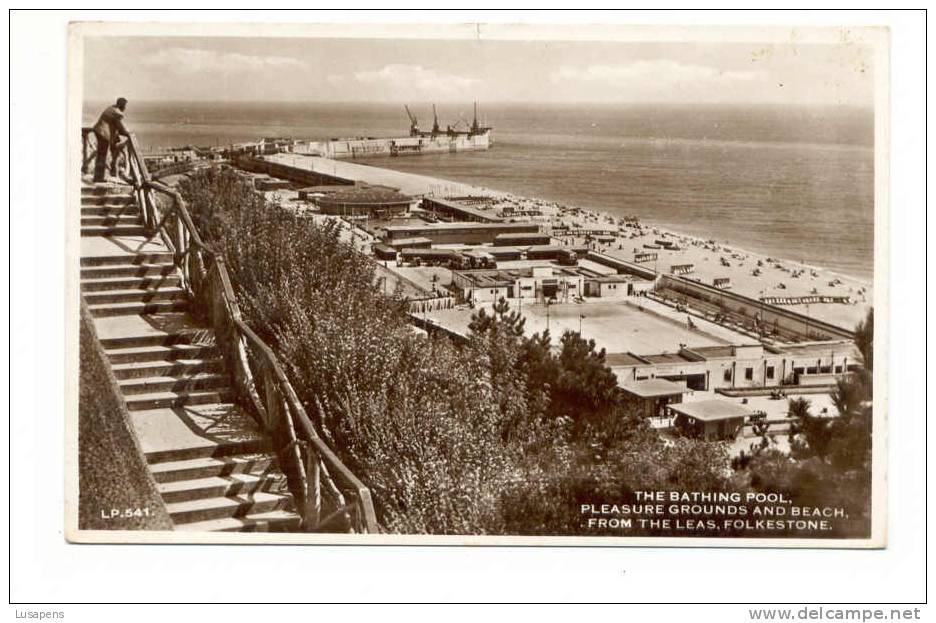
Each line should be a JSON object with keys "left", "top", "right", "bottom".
{"left": 551, "top": 331, "right": 620, "bottom": 431}
{"left": 517, "top": 329, "right": 557, "bottom": 422}
{"left": 826, "top": 371, "right": 872, "bottom": 471}
{"left": 854, "top": 307, "right": 873, "bottom": 372}
{"left": 788, "top": 397, "right": 812, "bottom": 422}
{"left": 468, "top": 297, "right": 525, "bottom": 339}
{"left": 788, "top": 397, "right": 834, "bottom": 460}
{"left": 831, "top": 373, "right": 870, "bottom": 419}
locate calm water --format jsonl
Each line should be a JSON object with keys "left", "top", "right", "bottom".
{"left": 85, "top": 101, "right": 875, "bottom": 279}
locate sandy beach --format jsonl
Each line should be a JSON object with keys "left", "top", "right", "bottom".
{"left": 262, "top": 153, "right": 873, "bottom": 331}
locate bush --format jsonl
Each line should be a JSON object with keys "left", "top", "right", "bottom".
{"left": 178, "top": 168, "right": 566, "bottom": 534}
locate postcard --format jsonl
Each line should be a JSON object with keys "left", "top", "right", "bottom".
{"left": 66, "top": 21, "right": 888, "bottom": 547}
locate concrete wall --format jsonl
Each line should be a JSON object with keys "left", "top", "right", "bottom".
{"left": 78, "top": 303, "right": 173, "bottom": 531}
{"left": 631, "top": 280, "right": 654, "bottom": 296}
{"left": 386, "top": 223, "right": 540, "bottom": 246}
{"left": 660, "top": 274, "right": 854, "bottom": 340}
{"left": 585, "top": 251, "right": 659, "bottom": 280}
{"left": 236, "top": 156, "right": 354, "bottom": 188}
{"left": 317, "top": 200, "right": 411, "bottom": 217}
{"left": 469, "top": 285, "right": 512, "bottom": 303}
{"left": 587, "top": 280, "right": 630, "bottom": 299}
{"left": 408, "top": 295, "right": 456, "bottom": 313}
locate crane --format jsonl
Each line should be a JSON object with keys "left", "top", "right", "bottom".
{"left": 469, "top": 101, "right": 492, "bottom": 137}
{"left": 432, "top": 104, "right": 441, "bottom": 135}
{"left": 448, "top": 115, "right": 470, "bottom": 135}
{"left": 404, "top": 105, "right": 420, "bottom": 137}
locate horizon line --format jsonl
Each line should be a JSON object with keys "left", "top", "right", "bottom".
{"left": 82, "top": 98, "right": 875, "bottom": 110}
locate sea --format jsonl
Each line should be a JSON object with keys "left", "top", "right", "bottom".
{"left": 84, "top": 101, "right": 875, "bottom": 280}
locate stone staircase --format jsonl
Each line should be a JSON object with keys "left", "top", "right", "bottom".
{"left": 80, "top": 182, "right": 302, "bottom": 532}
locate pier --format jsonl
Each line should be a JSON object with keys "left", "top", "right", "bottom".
{"left": 255, "top": 153, "right": 493, "bottom": 198}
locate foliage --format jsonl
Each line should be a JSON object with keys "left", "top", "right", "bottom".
{"left": 734, "top": 311, "right": 875, "bottom": 537}
{"left": 179, "top": 169, "right": 568, "bottom": 534}
{"left": 854, "top": 307, "right": 873, "bottom": 372}
{"left": 733, "top": 449, "right": 871, "bottom": 537}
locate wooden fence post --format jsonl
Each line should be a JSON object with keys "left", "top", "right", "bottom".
{"left": 306, "top": 448, "right": 321, "bottom": 530}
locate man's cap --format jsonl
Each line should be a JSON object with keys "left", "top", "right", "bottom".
{"left": 116, "top": 97, "right": 128, "bottom": 107}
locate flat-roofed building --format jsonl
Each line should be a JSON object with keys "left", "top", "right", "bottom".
{"left": 585, "top": 274, "right": 653, "bottom": 299}
{"left": 608, "top": 339, "right": 862, "bottom": 392}
{"left": 399, "top": 248, "right": 458, "bottom": 267}
{"left": 298, "top": 185, "right": 354, "bottom": 201}
{"left": 452, "top": 265, "right": 584, "bottom": 304}
{"left": 422, "top": 197, "right": 503, "bottom": 223}
{"left": 310, "top": 185, "right": 417, "bottom": 217}
{"left": 619, "top": 378, "right": 690, "bottom": 419}
{"left": 372, "top": 243, "right": 398, "bottom": 262}
{"left": 254, "top": 176, "right": 292, "bottom": 191}
{"left": 668, "top": 399, "right": 752, "bottom": 441}
{"left": 383, "top": 222, "right": 540, "bottom": 245}
{"left": 389, "top": 237, "right": 433, "bottom": 250}
{"left": 494, "top": 232, "right": 551, "bottom": 246}
{"left": 461, "top": 249, "right": 496, "bottom": 269}
{"left": 487, "top": 246, "right": 524, "bottom": 261}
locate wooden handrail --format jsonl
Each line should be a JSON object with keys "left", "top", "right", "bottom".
{"left": 233, "top": 317, "right": 378, "bottom": 533}
{"left": 145, "top": 180, "right": 212, "bottom": 252}
{"left": 84, "top": 127, "right": 378, "bottom": 533}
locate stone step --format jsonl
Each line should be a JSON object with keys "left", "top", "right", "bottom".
{"left": 81, "top": 253, "right": 174, "bottom": 268}
{"left": 81, "top": 263, "right": 176, "bottom": 279}
{"left": 130, "top": 403, "right": 265, "bottom": 463}
{"left": 81, "top": 205, "right": 141, "bottom": 217}
{"left": 83, "top": 286, "right": 187, "bottom": 305}
{"left": 80, "top": 275, "right": 182, "bottom": 292}
{"left": 81, "top": 184, "right": 132, "bottom": 195}
{"left": 81, "top": 194, "right": 135, "bottom": 205}
{"left": 149, "top": 453, "right": 279, "bottom": 483}
{"left": 94, "top": 312, "right": 213, "bottom": 347}
{"left": 167, "top": 491, "right": 294, "bottom": 525}
{"left": 143, "top": 435, "right": 265, "bottom": 464}
{"left": 81, "top": 215, "right": 141, "bottom": 227}
{"left": 99, "top": 330, "right": 214, "bottom": 351}
{"left": 81, "top": 225, "right": 150, "bottom": 237}
{"left": 111, "top": 358, "right": 224, "bottom": 380}
{"left": 118, "top": 372, "right": 229, "bottom": 395}
{"left": 173, "top": 509, "right": 302, "bottom": 533}
{"left": 106, "top": 343, "right": 220, "bottom": 364}
{"left": 88, "top": 299, "right": 190, "bottom": 317}
{"left": 158, "top": 473, "right": 289, "bottom": 504}
{"left": 124, "top": 389, "right": 234, "bottom": 412}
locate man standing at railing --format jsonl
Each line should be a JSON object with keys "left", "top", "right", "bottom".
{"left": 91, "top": 97, "right": 130, "bottom": 183}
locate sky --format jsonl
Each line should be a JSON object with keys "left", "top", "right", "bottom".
{"left": 83, "top": 35, "right": 874, "bottom": 107}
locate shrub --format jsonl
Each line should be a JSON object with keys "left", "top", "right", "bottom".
{"left": 178, "top": 168, "right": 565, "bottom": 534}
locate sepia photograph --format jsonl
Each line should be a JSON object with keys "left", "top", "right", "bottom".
{"left": 66, "top": 21, "right": 888, "bottom": 546}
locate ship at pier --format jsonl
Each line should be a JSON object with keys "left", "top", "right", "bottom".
{"left": 315, "top": 103, "right": 492, "bottom": 159}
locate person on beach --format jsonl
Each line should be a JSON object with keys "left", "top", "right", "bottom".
{"left": 91, "top": 97, "right": 130, "bottom": 183}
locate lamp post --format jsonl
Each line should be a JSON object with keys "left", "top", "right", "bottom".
{"left": 804, "top": 303, "right": 811, "bottom": 341}
{"left": 579, "top": 314, "right": 586, "bottom": 336}
{"left": 546, "top": 298, "right": 551, "bottom": 334}
{"left": 758, "top": 288, "right": 766, "bottom": 340}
